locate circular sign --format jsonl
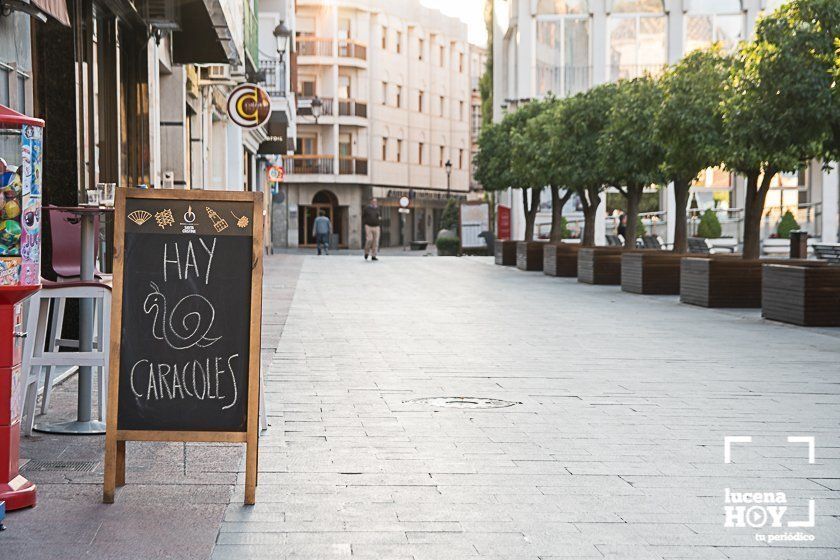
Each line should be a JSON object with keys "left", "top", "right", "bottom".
{"left": 227, "top": 84, "right": 271, "bottom": 128}
{"left": 399, "top": 196, "right": 410, "bottom": 208}
{"left": 267, "top": 165, "right": 285, "bottom": 183}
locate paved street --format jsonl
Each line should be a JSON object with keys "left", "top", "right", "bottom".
{"left": 214, "top": 255, "right": 840, "bottom": 560}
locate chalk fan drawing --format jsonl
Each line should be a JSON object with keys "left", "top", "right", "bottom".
{"left": 205, "top": 207, "right": 229, "bottom": 232}
{"left": 155, "top": 208, "right": 175, "bottom": 229}
{"left": 143, "top": 281, "right": 221, "bottom": 350}
{"left": 231, "top": 211, "right": 249, "bottom": 228}
{"left": 128, "top": 210, "right": 152, "bottom": 225}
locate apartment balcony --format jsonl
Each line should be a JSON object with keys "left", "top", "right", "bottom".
{"left": 338, "top": 98, "right": 367, "bottom": 119}
{"left": 296, "top": 37, "right": 367, "bottom": 66}
{"left": 282, "top": 155, "right": 368, "bottom": 177}
{"left": 258, "top": 59, "right": 287, "bottom": 98}
{"left": 339, "top": 157, "right": 368, "bottom": 175}
{"left": 297, "top": 97, "right": 334, "bottom": 118}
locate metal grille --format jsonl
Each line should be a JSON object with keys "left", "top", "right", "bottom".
{"left": 22, "top": 460, "right": 98, "bottom": 473}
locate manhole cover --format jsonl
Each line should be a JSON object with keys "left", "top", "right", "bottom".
{"left": 21, "top": 460, "right": 97, "bottom": 473}
{"left": 404, "top": 397, "right": 520, "bottom": 409}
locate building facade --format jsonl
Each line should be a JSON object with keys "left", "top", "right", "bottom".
{"left": 469, "top": 44, "right": 488, "bottom": 192}
{"left": 493, "top": 0, "right": 839, "bottom": 247}
{"left": 278, "top": 0, "right": 472, "bottom": 250}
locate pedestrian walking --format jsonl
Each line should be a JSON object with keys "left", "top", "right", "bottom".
{"left": 362, "top": 197, "right": 381, "bottom": 261}
{"left": 313, "top": 210, "right": 332, "bottom": 255}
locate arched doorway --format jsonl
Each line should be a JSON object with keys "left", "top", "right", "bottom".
{"left": 299, "top": 190, "right": 345, "bottom": 247}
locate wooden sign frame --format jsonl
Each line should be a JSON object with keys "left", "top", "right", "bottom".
{"left": 103, "top": 188, "right": 264, "bottom": 505}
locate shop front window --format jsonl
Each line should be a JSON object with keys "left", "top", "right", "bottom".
{"left": 691, "top": 167, "right": 734, "bottom": 210}
{"left": 608, "top": 2, "right": 667, "bottom": 81}
{"left": 536, "top": 15, "right": 591, "bottom": 96}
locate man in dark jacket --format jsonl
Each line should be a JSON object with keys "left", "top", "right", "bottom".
{"left": 362, "top": 197, "right": 381, "bottom": 260}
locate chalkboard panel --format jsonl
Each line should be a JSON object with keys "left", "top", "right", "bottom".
{"left": 117, "top": 197, "right": 255, "bottom": 432}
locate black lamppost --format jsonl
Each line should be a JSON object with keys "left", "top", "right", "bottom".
{"left": 310, "top": 96, "right": 323, "bottom": 124}
{"left": 444, "top": 159, "right": 452, "bottom": 198}
{"left": 273, "top": 21, "right": 292, "bottom": 62}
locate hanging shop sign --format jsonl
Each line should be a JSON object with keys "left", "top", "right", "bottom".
{"left": 103, "top": 188, "right": 264, "bottom": 505}
{"left": 227, "top": 84, "right": 271, "bottom": 128}
{"left": 267, "top": 165, "right": 285, "bottom": 183}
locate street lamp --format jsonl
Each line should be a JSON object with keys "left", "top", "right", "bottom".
{"left": 310, "top": 96, "right": 323, "bottom": 124}
{"left": 273, "top": 21, "right": 292, "bottom": 62}
{"left": 444, "top": 159, "right": 452, "bottom": 198}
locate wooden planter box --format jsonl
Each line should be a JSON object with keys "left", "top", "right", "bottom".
{"left": 680, "top": 256, "right": 816, "bottom": 308}
{"left": 578, "top": 247, "right": 625, "bottom": 285}
{"left": 494, "top": 239, "right": 518, "bottom": 266}
{"left": 621, "top": 251, "right": 684, "bottom": 295}
{"left": 762, "top": 264, "right": 839, "bottom": 326}
{"left": 516, "top": 241, "right": 547, "bottom": 271}
{"left": 543, "top": 243, "right": 580, "bottom": 277}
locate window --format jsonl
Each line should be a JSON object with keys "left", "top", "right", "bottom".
{"left": 691, "top": 167, "right": 734, "bottom": 210}
{"left": 536, "top": 0, "right": 589, "bottom": 14}
{"left": 381, "top": 81, "right": 388, "bottom": 105}
{"left": 684, "top": 1, "right": 744, "bottom": 54}
{"left": 536, "top": 15, "right": 592, "bottom": 96}
{"left": 396, "top": 31, "right": 402, "bottom": 53}
{"left": 458, "top": 53, "right": 464, "bottom": 72}
{"left": 396, "top": 139, "right": 403, "bottom": 162}
{"left": 608, "top": 6, "right": 667, "bottom": 81}
{"left": 299, "top": 77, "right": 316, "bottom": 97}
{"left": 458, "top": 149, "right": 464, "bottom": 169}
{"left": 381, "top": 137, "right": 388, "bottom": 160}
{"left": 381, "top": 26, "right": 388, "bottom": 49}
{"left": 439, "top": 45, "right": 445, "bottom": 66}
{"left": 418, "top": 90, "right": 424, "bottom": 112}
{"left": 418, "top": 142, "right": 424, "bottom": 164}
{"left": 0, "top": 69, "right": 9, "bottom": 107}
{"left": 612, "top": 0, "right": 663, "bottom": 12}
{"left": 439, "top": 96, "right": 445, "bottom": 117}
{"left": 339, "top": 133, "right": 352, "bottom": 157}
{"left": 396, "top": 85, "right": 402, "bottom": 108}
{"left": 418, "top": 37, "right": 424, "bottom": 60}
{"left": 439, "top": 146, "right": 445, "bottom": 167}
{"left": 339, "top": 17, "right": 351, "bottom": 40}
{"left": 459, "top": 101, "right": 464, "bottom": 121}
{"left": 296, "top": 135, "right": 317, "bottom": 155}
{"left": 339, "top": 75, "right": 351, "bottom": 99}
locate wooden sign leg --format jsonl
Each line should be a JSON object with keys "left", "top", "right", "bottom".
{"left": 103, "top": 432, "right": 117, "bottom": 503}
{"left": 116, "top": 441, "right": 126, "bottom": 486}
{"left": 245, "top": 436, "right": 257, "bottom": 505}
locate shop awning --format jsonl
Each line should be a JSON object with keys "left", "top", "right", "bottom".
{"left": 31, "top": 0, "right": 70, "bottom": 26}
{"left": 172, "top": 0, "right": 239, "bottom": 65}
{"left": 257, "top": 114, "right": 288, "bottom": 155}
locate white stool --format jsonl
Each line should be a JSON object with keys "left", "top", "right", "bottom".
{"left": 20, "top": 280, "right": 112, "bottom": 435}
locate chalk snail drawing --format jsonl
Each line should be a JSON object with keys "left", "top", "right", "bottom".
{"left": 143, "top": 281, "right": 221, "bottom": 350}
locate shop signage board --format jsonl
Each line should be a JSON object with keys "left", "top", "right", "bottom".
{"left": 103, "top": 188, "right": 263, "bottom": 505}
{"left": 227, "top": 84, "right": 271, "bottom": 128}
{"left": 460, "top": 202, "right": 490, "bottom": 249}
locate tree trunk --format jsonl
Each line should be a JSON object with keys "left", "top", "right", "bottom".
{"left": 623, "top": 185, "right": 643, "bottom": 249}
{"left": 522, "top": 187, "right": 540, "bottom": 241}
{"left": 487, "top": 191, "right": 496, "bottom": 235}
{"left": 741, "top": 170, "right": 774, "bottom": 260}
{"left": 549, "top": 186, "right": 573, "bottom": 243}
{"left": 672, "top": 178, "right": 691, "bottom": 254}
{"left": 581, "top": 186, "right": 601, "bottom": 247}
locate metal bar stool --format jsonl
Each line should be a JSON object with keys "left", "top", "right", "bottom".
{"left": 20, "top": 280, "right": 111, "bottom": 435}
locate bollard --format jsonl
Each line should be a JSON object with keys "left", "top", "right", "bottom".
{"left": 789, "top": 230, "right": 808, "bottom": 259}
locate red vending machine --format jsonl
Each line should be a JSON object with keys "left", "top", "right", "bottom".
{"left": 0, "top": 104, "right": 43, "bottom": 510}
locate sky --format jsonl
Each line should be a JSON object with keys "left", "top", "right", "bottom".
{"left": 420, "top": 0, "right": 487, "bottom": 46}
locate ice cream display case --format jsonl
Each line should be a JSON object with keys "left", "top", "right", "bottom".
{"left": 0, "top": 104, "right": 43, "bottom": 511}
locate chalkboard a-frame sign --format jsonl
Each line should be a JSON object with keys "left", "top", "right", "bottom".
{"left": 103, "top": 188, "right": 263, "bottom": 505}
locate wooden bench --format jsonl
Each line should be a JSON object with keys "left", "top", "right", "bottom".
{"left": 543, "top": 243, "right": 579, "bottom": 277}
{"left": 578, "top": 247, "right": 625, "bottom": 285}
{"left": 494, "top": 239, "right": 518, "bottom": 266}
{"left": 813, "top": 244, "right": 840, "bottom": 263}
{"left": 410, "top": 241, "right": 428, "bottom": 251}
{"left": 762, "top": 263, "right": 839, "bottom": 326}
{"left": 688, "top": 237, "right": 736, "bottom": 255}
{"left": 621, "top": 251, "right": 684, "bottom": 295}
{"left": 516, "top": 241, "right": 546, "bottom": 271}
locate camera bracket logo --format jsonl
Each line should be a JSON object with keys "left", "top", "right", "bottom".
{"left": 227, "top": 84, "right": 271, "bottom": 129}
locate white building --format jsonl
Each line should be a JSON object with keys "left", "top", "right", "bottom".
{"left": 493, "top": 0, "right": 839, "bottom": 248}
{"left": 280, "top": 0, "right": 472, "bottom": 250}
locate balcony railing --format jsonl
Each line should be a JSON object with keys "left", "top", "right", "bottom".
{"left": 297, "top": 97, "right": 334, "bottom": 117}
{"left": 338, "top": 98, "right": 367, "bottom": 118}
{"left": 338, "top": 39, "right": 367, "bottom": 61}
{"left": 339, "top": 157, "right": 368, "bottom": 175}
{"left": 609, "top": 64, "right": 667, "bottom": 81}
{"left": 258, "top": 59, "right": 287, "bottom": 97}
{"left": 536, "top": 65, "right": 591, "bottom": 97}
{"left": 296, "top": 37, "right": 333, "bottom": 57}
{"left": 283, "top": 155, "right": 334, "bottom": 175}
